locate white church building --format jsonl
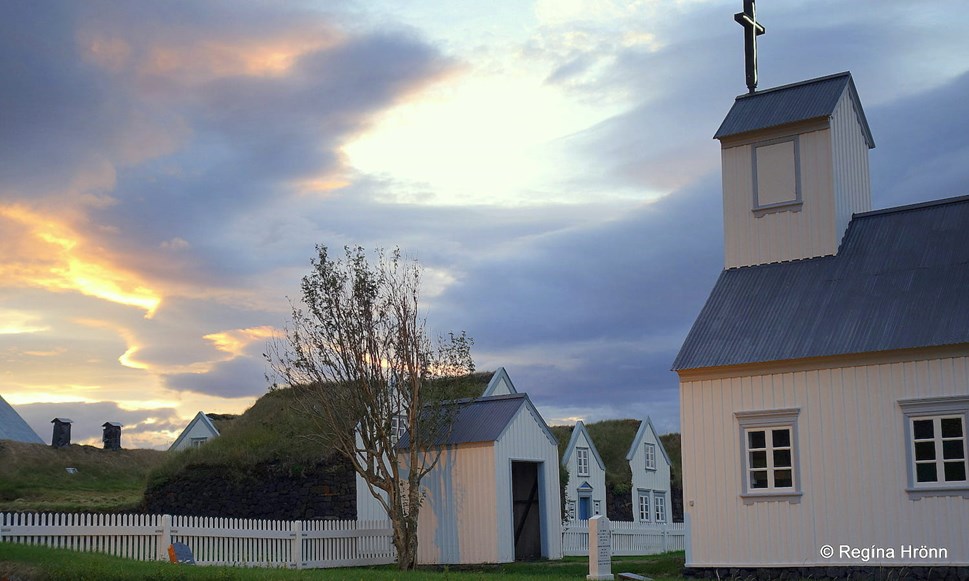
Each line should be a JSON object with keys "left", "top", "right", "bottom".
{"left": 674, "top": 67, "right": 969, "bottom": 573}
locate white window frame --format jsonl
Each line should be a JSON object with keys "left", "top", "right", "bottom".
{"left": 390, "top": 415, "right": 406, "bottom": 445}
{"left": 654, "top": 494, "right": 667, "bottom": 523}
{"left": 751, "top": 135, "right": 802, "bottom": 213}
{"left": 638, "top": 489, "right": 651, "bottom": 523}
{"left": 190, "top": 437, "right": 207, "bottom": 448}
{"left": 576, "top": 447, "right": 590, "bottom": 477}
{"left": 644, "top": 443, "right": 657, "bottom": 471}
{"left": 735, "top": 408, "right": 802, "bottom": 504}
{"left": 899, "top": 396, "right": 969, "bottom": 499}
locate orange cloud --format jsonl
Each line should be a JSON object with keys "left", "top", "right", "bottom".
{"left": 81, "top": 23, "right": 343, "bottom": 82}
{"left": 204, "top": 326, "right": 277, "bottom": 358}
{"left": 0, "top": 205, "right": 162, "bottom": 316}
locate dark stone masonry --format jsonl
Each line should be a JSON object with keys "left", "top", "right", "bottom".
{"left": 683, "top": 566, "right": 969, "bottom": 581}
{"left": 143, "top": 456, "right": 356, "bottom": 521}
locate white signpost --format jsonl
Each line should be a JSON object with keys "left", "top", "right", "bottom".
{"left": 587, "top": 515, "right": 614, "bottom": 581}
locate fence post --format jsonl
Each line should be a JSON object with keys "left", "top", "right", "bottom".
{"left": 291, "top": 520, "right": 303, "bottom": 570}
{"left": 662, "top": 523, "right": 668, "bottom": 553}
{"left": 156, "top": 514, "right": 172, "bottom": 561}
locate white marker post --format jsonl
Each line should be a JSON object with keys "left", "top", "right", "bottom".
{"left": 587, "top": 515, "right": 614, "bottom": 581}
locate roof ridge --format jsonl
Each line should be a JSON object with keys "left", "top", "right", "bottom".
{"left": 855, "top": 194, "right": 969, "bottom": 219}
{"left": 734, "top": 71, "right": 851, "bottom": 101}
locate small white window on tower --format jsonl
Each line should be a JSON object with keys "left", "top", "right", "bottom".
{"left": 753, "top": 136, "right": 800, "bottom": 210}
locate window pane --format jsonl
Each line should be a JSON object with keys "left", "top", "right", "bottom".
{"left": 772, "top": 429, "right": 791, "bottom": 448}
{"left": 773, "top": 449, "right": 792, "bottom": 468}
{"left": 914, "top": 441, "right": 936, "bottom": 461}
{"left": 941, "top": 417, "right": 964, "bottom": 438}
{"left": 748, "top": 430, "right": 766, "bottom": 449}
{"left": 774, "top": 469, "right": 793, "bottom": 488}
{"left": 943, "top": 440, "right": 965, "bottom": 460}
{"left": 913, "top": 419, "right": 934, "bottom": 440}
{"left": 750, "top": 451, "right": 767, "bottom": 469}
{"left": 944, "top": 461, "right": 967, "bottom": 482}
{"left": 750, "top": 470, "right": 769, "bottom": 489}
{"left": 916, "top": 463, "right": 938, "bottom": 483}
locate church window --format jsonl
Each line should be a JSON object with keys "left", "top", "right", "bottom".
{"left": 735, "top": 408, "right": 802, "bottom": 503}
{"left": 752, "top": 136, "right": 801, "bottom": 211}
{"left": 899, "top": 396, "right": 969, "bottom": 498}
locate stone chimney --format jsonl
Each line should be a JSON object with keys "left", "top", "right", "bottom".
{"left": 51, "top": 417, "right": 73, "bottom": 448}
{"left": 102, "top": 422, "right": 123, "bottom": 450}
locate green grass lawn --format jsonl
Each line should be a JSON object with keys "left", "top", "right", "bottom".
{"left": 0, "top": 441, "right": 166, "bottom": 513}
{"left": 0, "top": 543, "right": 687, "bottom": 580}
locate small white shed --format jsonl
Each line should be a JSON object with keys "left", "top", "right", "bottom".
{"left": 626, "top": 417, "right": 672, "bottom": 524}
{"left": 561, "top": 420, "right": 607, "bottom": 521}
{"left": 357, "top": 368, "right": 522, "bottom": 520}
{"left": 169, "top": 411, "right": 220, "bottom": 451}
{"left": 401, "top": 393, "right": 563, "bottom": 564}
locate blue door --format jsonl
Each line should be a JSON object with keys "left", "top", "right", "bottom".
{"left": 578, "top": 497, "right": 591, "bottom": 520}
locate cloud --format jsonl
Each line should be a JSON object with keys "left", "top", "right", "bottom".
{"left": 17, "top": 401, "right": 184, "bottom": 450}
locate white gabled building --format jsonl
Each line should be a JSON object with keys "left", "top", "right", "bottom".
{"left": 627, "top": 417, "right": 672, "bottom": 525}
{"left": 561, "top": 420, "right": 606, "bottom": 521}
{"left": 169, "top": 411, "right": 220, "bottom": 451}
{"left": 402, "top": 392, "right": 562, "bottom": 564}
{"left": 356, "top": 368, "right": 520, "bottom": 521}
{"left": 674, "top": 70, "right": 969, "bottom": 573}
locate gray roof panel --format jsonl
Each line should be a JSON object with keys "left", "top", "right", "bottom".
{"left": 714, "top": 72, "right": 874, "bottom": 147}
{"left": 0, "top": 395, "right": 44, "bottom": 444}
{"left": 397, "top": 393, "right": 527, "bottom": 448}
{"left": 673, "top": 195, "right": 969, "bottom": 370}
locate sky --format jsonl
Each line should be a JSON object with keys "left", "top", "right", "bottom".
{"left": 2, "top": 1, "right": 969, "bottom": 450}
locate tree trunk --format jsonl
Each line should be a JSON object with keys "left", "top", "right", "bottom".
{"left": 392, "top": 510, "right": 419, "bottom": 569}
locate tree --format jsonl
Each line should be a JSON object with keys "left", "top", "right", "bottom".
{"left": 266, "top": 245, "right": 474, "bottom": 569}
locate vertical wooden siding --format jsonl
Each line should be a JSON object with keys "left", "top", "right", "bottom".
{"left": 681, "top": 353, "right": 969, "bottom": 567}
{"left": 831, "top": 92, "right": 872, "bottom": 242}
{"left": 494, "top": 405, "right": 563, "bottom": 562}
{"left": 416, "top": 442, "right": 498, "bottom": 564}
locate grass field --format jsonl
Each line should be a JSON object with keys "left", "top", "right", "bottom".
{"left": 0, "top": 441, "right": 166, "bottom": 513}
{"left": 0, "top": 543, "right": 687, "bottom": 580}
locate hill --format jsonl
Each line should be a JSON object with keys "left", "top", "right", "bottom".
{"left": 0, "top": 440, "right": 166, "bottom": 512}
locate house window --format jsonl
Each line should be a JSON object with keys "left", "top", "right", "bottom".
{"left": 899, "top": 396, "right": 969, "bottom": 498}
{"left": 390, "top": 415, "right": 406, "bottom": 444}
{"left": 645, "top": 443, "right": 657, "bottom": 470}
{"left": 190, "top": 437, "right": 207, "bottom": 448}
{"left": 638, "top": 490, "right": 650, "bottom": 523}
{"left": 735, "top": 408, "right": 802, "bottom": 503}
{"left": 577, "top": 448, "right": 590, "bottom": 477}
{"left": 654, "top": 495, "right": 667, "bottom": 523}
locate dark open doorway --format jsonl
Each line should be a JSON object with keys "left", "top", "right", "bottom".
{"left": 512, "top": 461, "right": 542, "bottom": 560}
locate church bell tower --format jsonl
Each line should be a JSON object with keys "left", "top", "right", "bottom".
{"left": 716, "top": 2, "right": 875, "bottom": 269}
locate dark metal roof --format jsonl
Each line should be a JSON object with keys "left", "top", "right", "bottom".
{"left": 0, "top": 395, "right": 44, "bottom": 444}
{"left": 397, "top": 393, "right": 528, "bottom": 448}
{"left": 673, "top": 195, "right": 969, "bottom": 371}
{"left": 714, "top": 72, "right": 875, "bottom": 148}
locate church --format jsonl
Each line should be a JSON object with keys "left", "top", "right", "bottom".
{"left": 674, "top": 1, "right": 969, "bottom": 575}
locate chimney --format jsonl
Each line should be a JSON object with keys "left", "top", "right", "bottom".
{"left": 51, "top": 418, "right": 73, "bottom": 448}
{"left": 102, "top": 422, "right": 123, "bottom": 450}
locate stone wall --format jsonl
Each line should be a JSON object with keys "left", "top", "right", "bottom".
{"left": 143, "top": 456, "right": 356, "bottom": 520}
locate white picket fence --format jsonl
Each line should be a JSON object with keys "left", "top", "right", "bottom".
{"left": 0, "top": 513, "right": 395, "bottom": 569}
{"left": 561, "top": 520, "right": 686, "bottom": 556}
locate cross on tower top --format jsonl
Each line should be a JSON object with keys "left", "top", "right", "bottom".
{"left": 734, "top": 0, "right": 766, "bottom": 94}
